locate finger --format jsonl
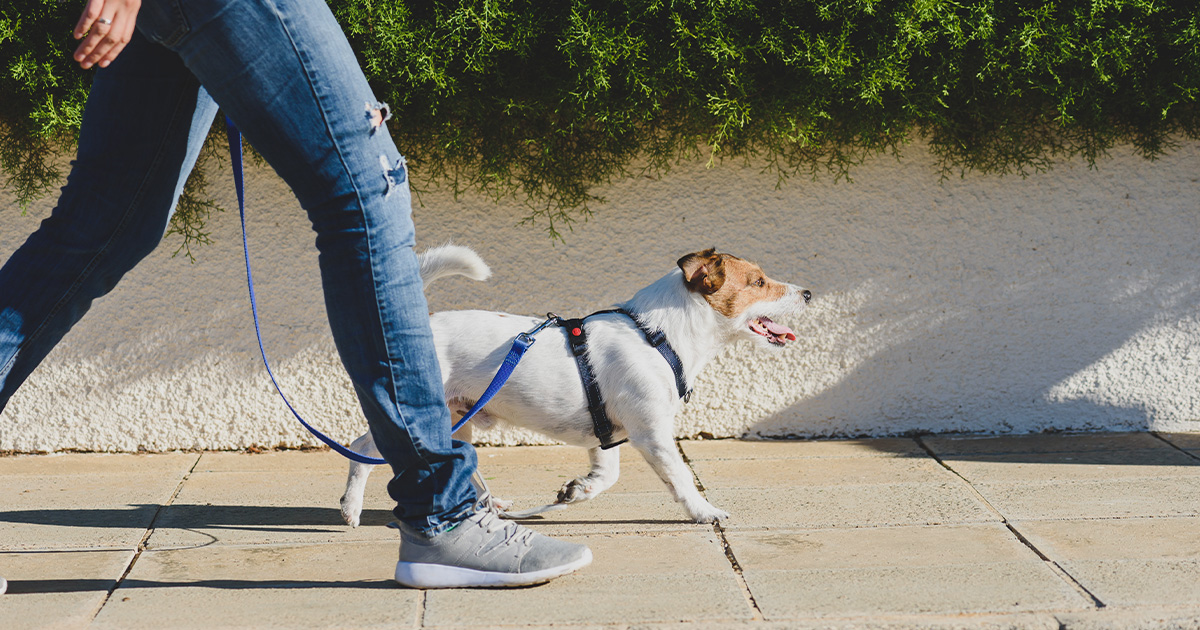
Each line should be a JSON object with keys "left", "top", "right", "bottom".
{"left": 74, "top": 29, "right": 108, "bottom": 67}
{"left": 77, "top": 15, "right": 132, "bottom": 69}
{"left": 79, "top": 33, "right": 116, "bottom": 69}
{"left": 95, "top": 29, "right": 132, "bottom": 69}
{"left": 73, "top": 19, "right": 113, "bottom": 65}
{"left": 73, "top": 0, "right": 106, "bottom": 39}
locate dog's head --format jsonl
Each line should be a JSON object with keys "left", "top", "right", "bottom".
{"left": 677, "top": 248, "right": 811, "bottom": 348}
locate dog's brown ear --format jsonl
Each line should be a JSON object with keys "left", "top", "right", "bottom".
{"left": 677, "top": 248, "right": 725, "bottom": 294}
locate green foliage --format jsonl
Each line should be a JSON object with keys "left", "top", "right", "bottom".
{"left": 1, "top": 1, "right": 87, "bottom": 208}
{"left": 2, "top": 0, "right": 1197, "bottom": 247}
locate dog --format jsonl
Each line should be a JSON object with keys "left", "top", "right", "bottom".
{"left": 339, "top": 244, "right": 811, "bottom": 525}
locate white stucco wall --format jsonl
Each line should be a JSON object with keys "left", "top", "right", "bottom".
{"left": 2, "top": 139, "right": 1199, "bottom": 452}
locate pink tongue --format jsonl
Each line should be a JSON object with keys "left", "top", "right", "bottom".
{"left": 762, "top": 318, "right": 796, "bottom": 340}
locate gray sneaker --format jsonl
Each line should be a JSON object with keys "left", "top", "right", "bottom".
{"left": 394, "top": 505, "right": 591, "bottom": 588}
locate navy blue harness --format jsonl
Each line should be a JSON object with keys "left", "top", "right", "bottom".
{"left": 555, "top": 308, "right": 691, "bottom": 449}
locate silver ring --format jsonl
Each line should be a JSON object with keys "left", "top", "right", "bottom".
{"left": 96, "top": 17, "right": 112, "bottom": 25}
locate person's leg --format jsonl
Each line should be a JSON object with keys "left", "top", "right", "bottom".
{"left": 135, "top": 0, "right": 480, "bottom": 533}
{"left": 144, "top": 0, "right": 589, "bottom": 587}
{"left": 0, "top": 32, "right": 217, "bottom": 409}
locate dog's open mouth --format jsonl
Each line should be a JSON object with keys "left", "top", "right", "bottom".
{"left": 749, "top": 317, "right": 796, "bottom": 346}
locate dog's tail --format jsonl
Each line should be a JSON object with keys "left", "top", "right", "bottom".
{"left": 418, "top": 243, "right": 492, "bottom": 287}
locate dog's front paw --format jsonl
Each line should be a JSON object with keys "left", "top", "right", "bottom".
{"left": 688, "top": 504, "right": 730, "bottom": 524}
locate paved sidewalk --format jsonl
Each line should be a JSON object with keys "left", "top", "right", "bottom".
{"left": 2, "top": 432, "right": 1200, "bottom": 629}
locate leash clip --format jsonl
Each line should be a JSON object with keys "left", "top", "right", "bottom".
{"left": 517, "top": 313, "right": 561, "bottom": 345}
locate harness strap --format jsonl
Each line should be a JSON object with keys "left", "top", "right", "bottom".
{"left": 557, "top": 309, "right": 691, "bottom": 449}
{"left": 560, "top": 317, "right": 627, "bottom": 450}
{"left": 614, "top": 308, "right": 692, "bottom": 401}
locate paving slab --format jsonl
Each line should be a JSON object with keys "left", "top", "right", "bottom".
{"left": 6, "top": 435, "right": 1200, "bottom": 630}
{"left": 199, "top": 447, "right": 669, "bottom": 504}
{"left": 618, "top": 617, "right": 1062, "bottom": 630}
{"left": 91, "top": 542, "right": 416, "bottom": 629}
{"left": 1051, "top": 559, "right": 1200, "bottom": 608}
{"left": 194, "top": 450, "right": 347, "bottom": 473}
{"left": 143, "top": 471, "right": 397, "bottom": 549}
{"left": 1055, "top": 607, "right": 1200, "bottom": 630}
{"left": 0, "top": 473, "right": 187, "bottom": 551}
{"left": 617, "top": 611, "right": 1200, "bottom": 630}
{"left": 0, "top": 549, "right": 134, "bottom": 630}
{"left": 743, "top": 564, "right": 1084, "bottom": 620}
{"left": 0, "top": 452, "right": 198, "bottom": 476}
{"left": 728, "top": 523, "right": 1044, "bottom": 569}
{"left": 923, "top": 433, "right": 1167, "bottom": 457}
{"left": 681, "top": 438, "right": 925, "bottom": 461}
{"left": 705, "top": 482, "right": 997, "bottom": 529}
{"left": 1015, "top": 516, "right": 1200, "bottom": 561}
{"left": 727, "top": 524, "right": 1088, "bottom": 620}
{"left": 456, "top": 620, "right": 1063, "bottom": 630}
{"left": 970, "top": 477, "right": 1200, "bottom": 521}
{"left": 505, "top": 490, "right": 711, "bottom": 536}
{"left": 1017, "top": 517, "right": 1200, "bottom": 608}
{"left": 478, "top": 457, "right": 669, "bottom": 498}
{"left": 939, "top": 449, "right": 1200, "bottom": 484}
{"left": 423, "top": 531, "right": 750, "bottom": 627}
{"left": 195, "top": 446, "right": 629, "bottom": 474}
{"left": 691, "top": 456, "right": 954, "bottom": 489}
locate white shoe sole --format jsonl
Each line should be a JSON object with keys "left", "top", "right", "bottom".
{"left": 0, "top": 576, "right": 6, "bottom": 595}
{"left": 394, "top": 548, "right": 592, "bottom": 589}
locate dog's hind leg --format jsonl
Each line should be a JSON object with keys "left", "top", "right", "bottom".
{"left": 339, "top": 431, "right": 381, "bottom": 527}
{"left": 557, "top": 446, "right": 620, "bottom": 504}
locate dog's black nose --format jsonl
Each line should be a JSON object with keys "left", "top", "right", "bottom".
{"left": 802, "top": 290, "right": 812, "bottom": 303}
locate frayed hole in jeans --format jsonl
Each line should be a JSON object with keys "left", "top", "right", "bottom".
{"left": 380, "top": 154, "right": 407, "bottom": 198}
{"left": 366, "top": 101, "right": 392, "bottom": 132}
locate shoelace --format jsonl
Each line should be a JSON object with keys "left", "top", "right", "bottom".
{"left": 472, "top": 496, "right": 536, "bottom": 549}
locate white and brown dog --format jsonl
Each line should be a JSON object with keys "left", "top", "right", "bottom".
{"left": 339, "top": 245, "right": 810, "bottom": 525}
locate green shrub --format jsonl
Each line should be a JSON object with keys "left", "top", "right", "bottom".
{"left": 2, "top": 0, "right": 1197, "bottom": 247}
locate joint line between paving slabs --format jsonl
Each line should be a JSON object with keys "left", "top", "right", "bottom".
{"left": 676, "top": 439, "right": 765, "bottom": 622}
{"left": 1150, "top": 432, "right": 1200, "bottom": 462}
{"left": 912, "top": 435, "right": 1107, "bottom": 610}
{"left": 89, "top": 452, "right": 204, "bottom": 622}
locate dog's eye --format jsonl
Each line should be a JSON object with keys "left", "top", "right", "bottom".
{"left": 753, "top": 278, "right": 764, "bottom": 288}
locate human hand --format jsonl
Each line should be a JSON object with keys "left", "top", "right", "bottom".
{"left": 73, "top": 0, "right": 142, "bottom": 69}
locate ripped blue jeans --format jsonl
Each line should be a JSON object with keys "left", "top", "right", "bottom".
{"left": 0, "top": 0, "right": 478, "bottom": 534}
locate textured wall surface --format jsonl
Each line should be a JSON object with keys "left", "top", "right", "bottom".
{"left": 2, "top": 139, "right": 1199, "bottom": 452}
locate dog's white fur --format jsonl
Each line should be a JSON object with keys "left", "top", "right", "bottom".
{"left": 339, "top": 244, "right": 809, "bottom": 525}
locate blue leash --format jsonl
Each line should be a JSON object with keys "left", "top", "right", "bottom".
{"left": 224, "top": 117, "right": 540, "bottom": 465}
